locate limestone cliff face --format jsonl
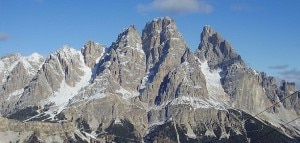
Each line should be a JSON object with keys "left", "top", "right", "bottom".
{"left": 277, "top": 81, "right": 299, "bottom": 112}
{"left": 196, "top": 26, "right": 244, "bottom": 70}
{"left": 196, "top": 25, "right": 286, "bottom": 114}
{"left": 81, "top": 40, "right": 105, "bottom": 67}
{"left": 58, "top": 26, "right": 149, "bottom": 139}
{"left": 221, "top": 64, "right": 272, "bottom": 112}
{"left": 0, "top": 116, "right": 80, "bottom": 143}
{"left": 21, "top": 47, "right": 82, "bottom": 99}
{"left": 0, "top": 17, "right": 299, "bottom": 143}
{"left": 0, "top": 53, "right": 44, "bottom": 115}
{"left": 106, "top": 25, "right": 146, "bottom": 91}
{"left": 140, "top": 17, "right": 190, "bottom": 105}
{"left": 154, "top": 49, "right": 208, "bottom": 105}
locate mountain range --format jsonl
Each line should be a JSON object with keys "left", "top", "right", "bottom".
{"left": 0, "top": 17, "right": 299, "bottom": 143}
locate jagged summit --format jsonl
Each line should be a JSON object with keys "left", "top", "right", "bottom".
{"left": 0, "top": 17, "right": 299, "bottom": 143}
{"left": 55, "top": 45, "right": 79, "bottom": 56}
{"left": 81, "top": 40, "right": 105, "bottom": 67}
{"left": 202, "top": 25, "right": 214, "bottom": 36}
{"left": 26, "top": 52, "right": 44, "bottom": 62}
{"left": 143, "top": 17, "right": 179, "bottom": 40}
{"left": 196, "top": 25, "right": 244, "bottom": 70}
{"left": 113, "top": 25, "right": 143, "bottom": 52}
{"left": 152, "top": 16, "right": 173, "bottom": 21}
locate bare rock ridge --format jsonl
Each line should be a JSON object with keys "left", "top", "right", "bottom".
{"left": 0, "top": 17, "right": 299, "bottom": 143}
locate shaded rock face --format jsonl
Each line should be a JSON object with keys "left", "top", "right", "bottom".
{"left": 196, "top": 26, "right": 244, "bottom": 70}
{"left": 278, "top": 81, "right": 299, "bottom": 111}
{"left": 154, "top": 49, "right": 208, "bottom": 106}
{"left": 0, "top": 17, "right": 299, "bottom": 143}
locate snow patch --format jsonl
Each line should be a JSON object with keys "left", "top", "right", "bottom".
{"left": 26, "top": 52, "right": 43, "bottom": 63}
{"left": 0, "top": 61, "right": 4, "bottom": 70}
{"left": 116, "top": 86, "right": 139, "bottom": 99}
{"left": 199, "top": 60, "right": 229, "bottom": 103}
{"left": 205, "top": 130, "right": 216, "bottom": 137}
{"left": 145, "top": 120, "right": 165, "bottom": 136}
{"left": 219, "top": 132, "right": 230, "bottom": 139}
{"left": 6, "top": 88, "right": 24, "bottom": 101}
{"left": 87, "top": 92, "right": 107, "bottom": 102}
{"left": 114, "top": 118, "right": 122, "bottom": 124}
{"left": 83, "top": 131, "right": 97, "bottom": 140}
{"left": 95, "top": 48, "right": 105, "bottom": 64}
{"left": 44, "top": 50, "right": 92, "bottom": 119}
{"left": 140, "top": 70, "right": 155, "bottom": 90}
{"left": 251, "top": 68, "right": 259, "bottom": 75}
{"left": 171, "top": 96, "right": 228, "bottom": 110}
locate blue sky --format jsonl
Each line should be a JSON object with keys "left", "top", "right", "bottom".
{"left": 0, "top": 0, "right": 300, "bottom": 88}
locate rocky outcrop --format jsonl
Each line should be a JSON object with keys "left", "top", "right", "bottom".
{"left": 222, "top": 65, "right": 272, "bottom": 112}
{"left": 196, "top": 25, "right": 244, "bottom": 70}
{"left": 278, "top": 81, "right": 299, "bottom": 111}
{"left": 0, "top": 116, "right": 76, "bottom": 143}
{"left": 154, "top": 49, "right": 208, "bottom": 105}
{"left": 81, "top": 40, "right": 105, "bottom": 67}
{"left": 0, "top": 54, "right": 22, "bottom": 85}
{"left": 195, "top": 25, "right": 279, "bottom": 114}
{"left": 105, "top": 25, "right": 146, "bottom": 91}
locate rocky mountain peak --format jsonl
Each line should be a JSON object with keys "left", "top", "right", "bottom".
{"left": 26, "top": 53, "right": 44, "bottom": 62}
{"left": 113, "top": 25, "right": 142, "bottom": 52}
{"left": 81, "top": 40, "right": 105, "bottom": 67}
{"left": 140, "top": 17, "right": 190, "bottom": 104}
{"left": 141, "top": 17, "right": 186, "bottom": 65}
{"left": 91, "top": 25, "right": 145, "bottom": 97}
{"left": 0, "top": 53, "right": 21, "bottom": 60}
{"left": 281, "top": 80, "right": 296, "bottom": 93}
{"left": 143, "top": 17, "right": 179, "bottom": 42}
{"left": 202, "top": 25, "right": 214, "bottom": 37}
{"left": 55, "top": 45, "right": 79, "bottom": 58}
{"left": 196, "top": 25, "right": 244, "bottom": 70}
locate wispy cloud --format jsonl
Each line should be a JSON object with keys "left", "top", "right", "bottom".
{"left": 279, "top": 68, "right": 300, "bottom": 81}
{"left": 137, "top": 0, "right": 213, "bottom": 15}
{"left": 230, "top": 3, "right": 262, "bottom": 12}
{"left": 268, "top": 64, "right": 289, "bottom": 70}
{"left": 0, "top": 33, "right": 9, "bottom": 41}
{"left": 230, "top": 3, "right": 250, "bottom": 11}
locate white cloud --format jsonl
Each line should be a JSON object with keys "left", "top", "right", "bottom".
{"left": 0, "top": 33, "right": 9, "bottom": 41}
{"left": 138, "top": 0, "right": 213, "bottom": 14}
{"left": 230, "top": 3, "right": 249, "bottom": 11}
{"left": 279, "top": 68, "right": 300, "bottom": 80}
{"left": 230, "top": 3, "right": 263, "bottom": 12}
{"left": 268, "top": 64, "right": 289, "bottom": 70}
